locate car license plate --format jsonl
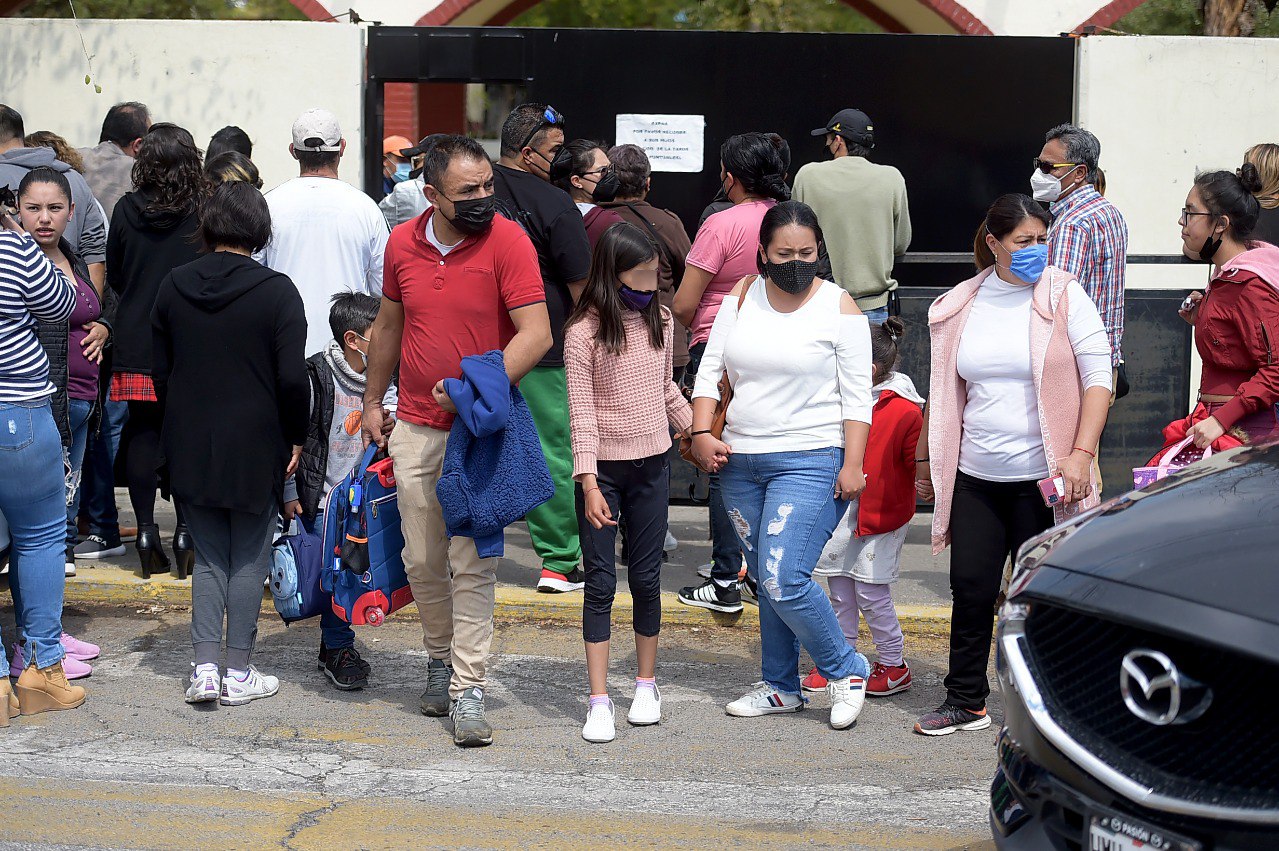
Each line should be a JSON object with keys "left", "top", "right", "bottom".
{"left": 1089, "top": 811, "right": 1202, "bottom": 851}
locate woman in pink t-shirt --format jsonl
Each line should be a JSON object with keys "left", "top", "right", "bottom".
{"left": 672, "top": 132, "right": 788, "bottom": 613}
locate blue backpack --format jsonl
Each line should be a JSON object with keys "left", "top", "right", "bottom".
{"left": 321, "top": 444, "right": 412, "bottom": 626}
{"left": 269, "top": 523, "right": 327, "bottom": 624}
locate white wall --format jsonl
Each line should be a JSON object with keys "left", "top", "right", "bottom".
{"left": 958, "top": 0, "right": 1108, "bottom": 35}
{"left": 0, "top": 19, "right": 366, "bottom": 194}
{"left": 1078, "top": 35, "right": 1279, "bottom": 268}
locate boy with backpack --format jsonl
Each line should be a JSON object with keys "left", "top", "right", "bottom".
{"left": 282, "top": 293, "right": 397, "bottom": 690}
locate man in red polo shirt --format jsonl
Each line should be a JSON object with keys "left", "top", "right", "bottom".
{"left": 362, "top": 135, "right": 551, "bottom": 748}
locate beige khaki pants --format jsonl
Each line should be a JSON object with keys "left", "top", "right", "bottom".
{"left": 389, "top": 420, "right": 497, "bottom": 698}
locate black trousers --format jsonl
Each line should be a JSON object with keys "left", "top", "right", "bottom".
{"left": 945, "top": 471, "right": 1053, "bottom": 710}
{"left": 578, "top": 454, "right": 668, "bottom": 643}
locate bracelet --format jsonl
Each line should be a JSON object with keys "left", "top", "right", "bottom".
{"left": 1072, "top": 446, "right": 1096, "bottom": 458}
{"left": 584, "top": 486, "right": 600, "bottom": 495}
{"left": 690, "top": 429, "right": 712, "bottom": 436}
{"left": 914, "top": 458, "right": 929, "bottom": 463}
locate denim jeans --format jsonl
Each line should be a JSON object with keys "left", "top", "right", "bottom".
{"left": 65, "top": 398, "right": 94, "bottom": 547}
{"left": 862, "top": 306, "right": 889, "bottom": 325}
{"left": 300, "top": 512, "right": 356, "bottom": 650}
{"left": 0, "top": 400, "right": 68, "bottom": 668}
{"left": 80, "top": 399, "right": 126, "bottom": 539}
{"left": 719, "top": 447, "right": 869, "bottom": 695}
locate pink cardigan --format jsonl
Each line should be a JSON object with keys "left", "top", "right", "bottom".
{"left": 927, "top": 266, "right": 1100, "bottom": 555}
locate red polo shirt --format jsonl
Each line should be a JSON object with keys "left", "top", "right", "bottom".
{"left": 382, "top": 209, "right": 545, "bottom": 430}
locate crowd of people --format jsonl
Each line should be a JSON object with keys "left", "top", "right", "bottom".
{"left": 2, "top": 95, "right": 1278, "bottom": 748}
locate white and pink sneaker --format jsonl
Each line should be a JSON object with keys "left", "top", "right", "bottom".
{"left": 61, "top": 633, "right": 100, "bottom": 662}
{"left": 9, "top": 643, "right": 92, "bottom": 680}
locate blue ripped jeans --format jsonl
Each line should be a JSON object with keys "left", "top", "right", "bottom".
{"left": 719, "top": 447, "right": 869, "bottom": 695}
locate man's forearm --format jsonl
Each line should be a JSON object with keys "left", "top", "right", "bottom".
{"left": 364, "top": 320, "right": 403, "bottom": 405}
{"left": 503, "top": 326, "right": 552, "bottom": 384}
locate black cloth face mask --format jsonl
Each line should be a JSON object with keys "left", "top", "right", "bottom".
{"left": 591, "top": 169, "right": 621, "bottom": 203}
{"left": 444, "top": 194, "right": 497, "bottom": 236}
{"left": 763, "top": 258, "right": 820, "bottom": 295}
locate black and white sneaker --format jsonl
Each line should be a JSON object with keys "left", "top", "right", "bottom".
{"left": 318, "top": 645, "right": 370, "bottom": 690}
{"left": 677, "top": 579, "right": 744, "bottom": 614}
{"left": 739, "top": 572, "right": 758, "bottom": 605}
{"left": 74, "top": 534, "right": 126, "bottom": 559}
{"left": 537, "top": 567, "right": 586, "bottom": 593}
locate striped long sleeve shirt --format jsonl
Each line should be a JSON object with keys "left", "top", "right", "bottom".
{"left": 1047, "top": 184, "right": 1128, "bottom": 366}
{"left": 0, "top": 231, "right": 76, "bottom": 402}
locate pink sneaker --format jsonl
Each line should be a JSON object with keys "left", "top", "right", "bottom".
{"left": 61, "top": 632, "right": 100, "bottom": 661}
{"left": 9, "top": 643, "right": 93, "bottom": 680}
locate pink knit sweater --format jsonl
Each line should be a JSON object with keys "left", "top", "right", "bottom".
{"left": 565, "top": 307, "right": 694, "bottom": 478}
{"left": 927, "top": 266, "right": 1101, "bottom": 555}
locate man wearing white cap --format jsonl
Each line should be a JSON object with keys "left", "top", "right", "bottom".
{"left": 257, "top": 108, "right": 391, "bottom": 355}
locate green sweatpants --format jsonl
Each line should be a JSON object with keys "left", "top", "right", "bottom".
{"left": 520, "top": 365, "right": 581, "bottom": 576}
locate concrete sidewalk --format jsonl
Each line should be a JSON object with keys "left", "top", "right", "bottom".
{"left": 62, "top": 495, "right": 953, "bottom": 629}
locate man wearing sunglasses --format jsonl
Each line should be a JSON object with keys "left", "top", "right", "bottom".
{"left": 493, "top": 104, "right": 592, "bottom": 594}
{"left": 1033, "top": 123, "right": 1128, "bottom": 491}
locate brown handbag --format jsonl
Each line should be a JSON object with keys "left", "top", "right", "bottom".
{"left": 678, "top": 276, "right": 757, "bottom": 469}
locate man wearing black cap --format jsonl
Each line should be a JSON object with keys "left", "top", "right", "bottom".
{"left": 793, "top": 108, "right": 911, "bottom": 323}
{"left": 379, "top": 134, "right": 447, "bottom": 230}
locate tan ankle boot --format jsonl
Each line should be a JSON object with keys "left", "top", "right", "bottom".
{"left": 0, "top": 679, "right": 17, "bottom": 727}
{"left": 15, "top": 662, "right": 87, "bottom": 715}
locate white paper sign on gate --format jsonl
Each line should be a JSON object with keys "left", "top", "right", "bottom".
{"left": 614, "top": 114, "right": 705, "bottom": 173}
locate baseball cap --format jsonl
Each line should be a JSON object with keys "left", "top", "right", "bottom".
{"left": 291, "top": 108, "right": 342, "bottom": 152}
{"left": 383, "top": 135, "right": 413, "bottom": 157}
{"left": 811, "top": 108, "right": 874, "bottom": 148}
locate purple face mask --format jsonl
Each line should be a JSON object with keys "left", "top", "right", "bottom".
{"left": 619, "top": 284, "right": 654, "bottom": 311}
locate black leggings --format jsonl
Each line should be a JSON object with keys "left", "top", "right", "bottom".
{"left": 121, "top": 400, "right": 182, "bottom": 529}
{"left": 579, "top": 454, "right": 668, "bottom": 643}
{"left": 945, "top": 471, "right": 1053, "bottom": 710}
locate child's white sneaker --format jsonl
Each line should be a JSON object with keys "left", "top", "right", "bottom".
{"left": 627, "top": 683, "right": 661, "bottom": 726}
{"left": 185, "top": 663, "right": 220, "bottom": 704}
{"left": 582, "top": 698, "right": 616, "bottom": 743}
{"left": 219, "top": 665, "right": 279, "bottom": 706}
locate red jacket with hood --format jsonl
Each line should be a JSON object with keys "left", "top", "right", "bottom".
{"left": 856, "top": 375, "right": 924, "bottom": 537}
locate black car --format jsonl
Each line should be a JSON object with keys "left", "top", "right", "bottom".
{"left": 990, "top": 443, "right": 1279, "bottom": 850}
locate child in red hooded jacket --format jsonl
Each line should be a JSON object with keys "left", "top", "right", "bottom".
{"left": 805, "top": 318, "right": 923, "bottom": 696}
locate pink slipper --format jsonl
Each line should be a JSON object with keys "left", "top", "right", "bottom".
{"left": 61, "top": 632, "right": 100, "bottom": 662}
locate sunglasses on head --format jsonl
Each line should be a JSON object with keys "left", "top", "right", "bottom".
{"left": 1033, "top": 158, "right": 1079, "bottom": 174}
{"left": 519, "top": 105, "right": 564, "bottom": 152}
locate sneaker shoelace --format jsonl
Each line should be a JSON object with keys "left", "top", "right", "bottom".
{"left": 453, "top": 696, "right": 485, "bottom": 723}
{"left": 744, "top": 681, "right": 780, "bottom": 702}
{"left": 331, "top": 647, "right": 361, "bottom": 672}
{"left": 427, "top": 663, "right": 451, "bottom": 693}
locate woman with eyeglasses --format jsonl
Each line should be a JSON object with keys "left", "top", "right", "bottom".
{"left": 1177, "top": 164, "right": 1279, "bottom": 446}
{"left": 554, "top": 140, "right": 623, "bottom": 249}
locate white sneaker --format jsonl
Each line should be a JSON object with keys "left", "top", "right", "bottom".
{"left": 628, "top": 683, "right": 661, "bottom": 726}
{"left": 582, "top": 699, "right": 616, "bottom": 743}
{"left": 185, "top": 663, "right": 220, "bottom": 704}
{"left": 696, "top": 562, "right": 712, "bottom": 579}
{"left": 828, "top": 675, "right": 868, "bottom": 730}
{"left": 663, "top": 531, "right": 678, "bottom": 553}
{"left": 219, "top": 665, "right": 279, "bottom": 706}
{"left": 725, "top": 682, "right": 804, "bottom": 717}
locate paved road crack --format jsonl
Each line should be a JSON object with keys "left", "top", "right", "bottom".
{"left": 279, "top": 799, "right": 342, "bottom": 849}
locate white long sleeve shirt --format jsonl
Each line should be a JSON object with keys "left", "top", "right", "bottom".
{"left": 956, "top": 270, "right": 1113, "bottom": 482}
{"left": 693, "top": 279, "right": 873, "bottom": 454}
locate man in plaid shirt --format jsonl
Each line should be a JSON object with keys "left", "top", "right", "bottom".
{"left": 1033, "top": 124, "right": 1128, "bottom": 369}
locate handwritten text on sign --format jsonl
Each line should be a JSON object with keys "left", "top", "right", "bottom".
{"left": 614, "top": 114, "right": 706, "bottom": 173}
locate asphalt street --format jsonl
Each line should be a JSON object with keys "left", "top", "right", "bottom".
{"left": 0, "top": 605, "right": 999, "bottom": 850}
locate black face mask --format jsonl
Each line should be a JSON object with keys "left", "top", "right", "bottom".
{"left": 763, "top": 258, "right": 820, "bottom": 295}
{"left": 444, "top": 194, "right": 497, "bottom": 236}
{"left": 591, "top": 169, "right": 621, "bottom": 203}
{"left": 1198, "top": 232, "right": 1223, "bottom": 264}
{"left": 532, "top": 147, "right": 575, "bottom": 183}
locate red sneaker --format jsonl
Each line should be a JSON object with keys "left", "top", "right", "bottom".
{"left": 867, "top": 662, "right": 911, "bottom": 696}
{"left": 800, "top": 666, "right": 828, "bottom": 692}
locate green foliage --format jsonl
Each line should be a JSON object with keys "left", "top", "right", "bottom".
{"left": 17, "top": 0, "right": 307, "bottom": 20}
{"left": 1116, "top": 0, "right": 1279, "bottom": 36}
{"left": 512, "top": 0, "right": 881, "bottom": 33}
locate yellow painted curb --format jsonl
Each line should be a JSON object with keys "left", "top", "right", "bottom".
{"left": 58, "top": 563, "right": 952, "bottom": 630}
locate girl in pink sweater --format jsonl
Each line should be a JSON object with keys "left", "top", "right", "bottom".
{"left": 564, "top": 222, "right": 692, "bottom": 744}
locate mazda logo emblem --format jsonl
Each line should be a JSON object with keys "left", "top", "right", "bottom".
{"left": 1119, "top": 649, "right": 1213, "bottom": 726}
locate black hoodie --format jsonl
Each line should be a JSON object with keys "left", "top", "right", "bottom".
{"left": 107, "top": 190, "right": 202, "bottom": 375}
{"left": 151, "top": 251, "right": 308, "bottom": 512}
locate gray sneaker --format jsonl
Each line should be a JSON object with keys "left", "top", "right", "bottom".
{"left": 419, "top": 657, "right": 453, "bottom": 717}
{"left": 450, "top": 686, "right": 493, "bottom": 747}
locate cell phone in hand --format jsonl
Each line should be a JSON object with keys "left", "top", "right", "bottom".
{"left": 1037, "top": 474, "right": 1065, "bottom": 507}
{"left": 1180, "top": 294, "right": 1196, "bottom": 312}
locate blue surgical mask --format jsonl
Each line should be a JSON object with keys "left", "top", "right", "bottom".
{"left": 393, "top": 162, "right": 413, "bottom": 184}
{"left": 1005, "top": 243, "right": 1049, "bottom": 284}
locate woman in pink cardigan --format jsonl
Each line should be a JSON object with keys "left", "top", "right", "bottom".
{"left": 914, "top": 194, "right": 1112, "bottom": 737}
